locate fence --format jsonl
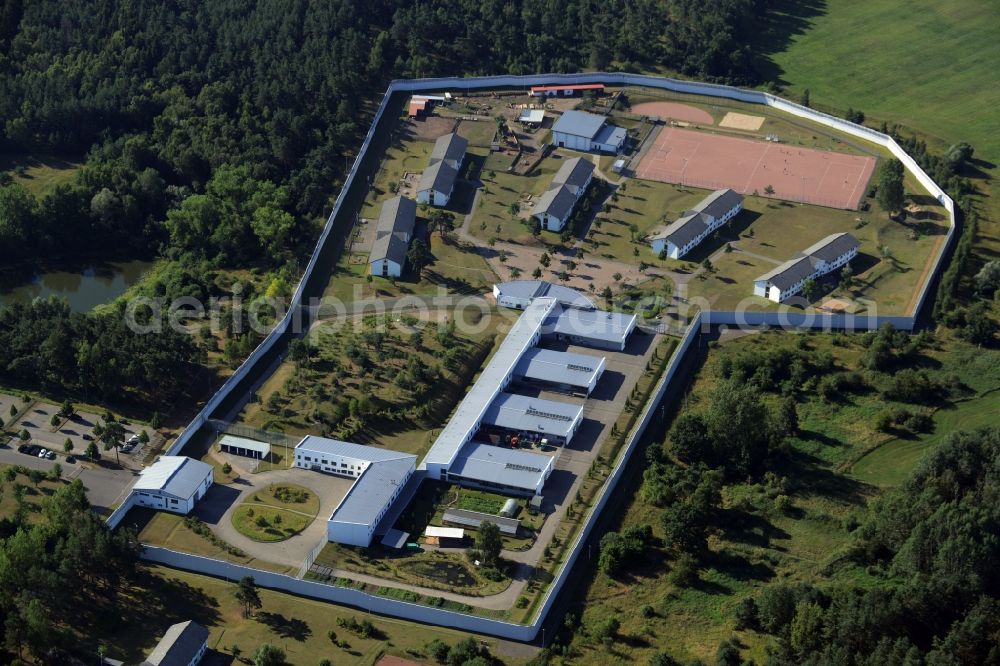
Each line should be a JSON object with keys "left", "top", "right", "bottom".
{"left": 134, "top": 72, "right": 956, "bottom": 641}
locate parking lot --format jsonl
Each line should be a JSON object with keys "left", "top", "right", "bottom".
{"left": 0, "top": 442, "right": 138, "bottom": 511}
{"left": 6, "top": 399, "right": 150, "bottom": 468}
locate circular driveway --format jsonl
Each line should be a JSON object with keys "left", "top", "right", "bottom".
{"left": 194, "top": 467, "right": 354, "bottom": 569}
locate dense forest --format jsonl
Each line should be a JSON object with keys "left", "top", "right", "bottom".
{"left": 0, "top": 0, "right": 771, "bottom": 405}
{"left": 0, "top": 476, "right": 142, "bottom": 663}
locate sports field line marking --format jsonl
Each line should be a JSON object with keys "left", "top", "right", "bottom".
{"left": 813, "top": 160, "right": 834, "bottom": 205}
{"left": 845, "top": 163, "right": 868, "bottom": 210}
{"left": 745, "top": 142, "right": 771, "bottom": 194}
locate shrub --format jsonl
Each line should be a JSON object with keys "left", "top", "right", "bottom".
{"left": 669, "top": 553, "right": 699, "bottom": 588}
{"left": 734, "top": 597, "right": 759, "bottom": 630}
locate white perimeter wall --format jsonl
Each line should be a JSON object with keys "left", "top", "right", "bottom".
{"left": 139, "top": 72, "right": 957, "bottom": 642}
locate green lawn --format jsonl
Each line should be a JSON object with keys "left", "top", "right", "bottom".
{"left": 324, "top": 232, "right": 495, "bottom": 304}
{"left": 230, "top": 484, "right": 319, "bottom": 542}
{"left": 99, "top": 564, "right": 521, "bottom": 666}
{"left": 360, "top": 138, "right": 432, "bottom": 219}
{"left": 130, "top": 508, "right": 295, "bottom": 575}
{"left": 0, "top": 153, "right": 81, "bottom": 196}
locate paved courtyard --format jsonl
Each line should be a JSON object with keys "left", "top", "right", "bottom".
{"left": 194, "top": 467, "right": 354, "bottom": 569}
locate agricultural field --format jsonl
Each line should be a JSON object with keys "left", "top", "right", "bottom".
{"left": 238, "top": 314, "right": 502, "bottom": 458}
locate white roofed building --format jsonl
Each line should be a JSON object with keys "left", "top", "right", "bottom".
{"left": 551, "top": 110, "right": 627, "bottom": 153}
{"left": 492, "top": 280, "right": 595, "bottom": 310}
{"left": 480, "top": 392, "right": 584, "bottom": 446}
{"left": 544, "top": 307, "right": 638, "bottom": 351}
{"left": 513, "top": 347, "right": 606, "bottom": 395}
{"left": 132, "top": 456, "right": 213, "bottom": 515}
{"left": 294, "top": 436, "right": 417, "bottom": 547}
{"left": 447, "top": 442, "right": 555, "bottom": 496}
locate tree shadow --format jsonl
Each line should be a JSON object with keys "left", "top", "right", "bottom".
{"left": 719, "top": 507, "right": 791, "bottom": 549}
{"left": 256, "top": 611, "right": 312, "bottom": 642}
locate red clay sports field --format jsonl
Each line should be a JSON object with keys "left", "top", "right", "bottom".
{"left": 635, "top": 127, "right": 877, "bottom": 210}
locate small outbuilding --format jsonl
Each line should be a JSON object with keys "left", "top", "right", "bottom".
{"left": 132, "top": 456, "right": 213, "bottom": 515}
{"left": 218, "top": 434, "right": 270, "bottom": 461}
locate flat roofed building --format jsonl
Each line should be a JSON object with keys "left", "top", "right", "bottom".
{"left": 493, "top": 280, "right": 595, "bottom": 310}
{"left": 218, "top": 434, "right": 270, "bottom": 461}
{"left": 416, "top": 160, "right": 459, "bottom": 207}
{"left": 754, "top": 233, "right": 859, "bottom": 302}
{"left": 442, "top": 508, "right": 521, "bottom": 535}
{"left": 518, "top": 109, "right": 545, "bottom": 125}
{"left": 480, "top": 392, "right": 584, "bottom": 446}
{"left": 513, "top": 347, "right": 606, "bottom": 395}
{"left": 650, "top": 188, "right": 743, "bottom": 259}
{"left": 294, "top": 436, "right": 417, "bottom": 547}
{"left": 420, "top": 297, "right": 560, "bottom": 479}
{"left": 551, "top": 110, "right": 626, "bottom": 153}
{"left": 428, "top": 132, "right": 468, "bottom": 171}
{"left": 545, "top": 306, "right": 638, "bottom": 352}
{"left": 132, "top": 456, "right": 213, "bottom": 515}
{"left": 532, "top": 156, "right": 594, "bottom": 231}
{"left": 447, "top": 441, "right": 555, "bottom": 496}
{"left": 369, "top": 195, "right": 417, "bottom": 278}
{"left": 424, "top": 525, "right": 465, "bottom": 539}
{"left": 141, "top": 620, "right": 208, "bottom": 666}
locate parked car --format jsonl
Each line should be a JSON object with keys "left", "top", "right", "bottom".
{"left": 17, "top": 444, "right": 28, "bottom": 454}
{"left": 45, "top": 451, "right": 56, "bottom": 460}
{"left": 37, "top": 448, "right": 48, "bottom": 458}
{"left": 127, "top": 434, "right": 140, "bottom": 445}
{"left": 121, "top": 444, "right": 134, "bottom": 453}
{"left": 25, "top": 445, "right": 40, "bottom": 456}
{"left": 66, "top": 456, "right": 77, "bottom": 464}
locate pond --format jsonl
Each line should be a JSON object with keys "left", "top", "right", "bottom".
{"left": 0, "top": 260, "right": 154, "bottom": 313}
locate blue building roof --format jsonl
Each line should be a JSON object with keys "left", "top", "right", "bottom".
{"left": 448, "top": 441, "right": 554, "bottom": 492}
{"left": 552, "top": 110, "right": 607, "bottom": 139}
{"left": 481, "top": 392, "right": 584, "bottom": 440}
{"left": 514, "top": 347, "right": 604, "bottom": 389}
{"left": 297, "top": 436, "right": 417, "bottom": 528}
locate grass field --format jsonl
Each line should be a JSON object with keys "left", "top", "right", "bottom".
{"left": 759, "top": 0, "right": 1000, "bottom": 164}
{"left": 238, "top": 314, "right": 502, "bottom": 458}
{"left": 98, "top": 564, "right": 522, "bottom": 665}
{"left": 360, "top": 139, "right": 432, "bottom": 219}
{"left": 324, "top": 232, "right": 496, "bottom": 304}
{"left": 756, "top": 0, "right": 1000, "bottom": 290}
{"left": 0, "top": 464, "right": 67, "bottom": 522}
{"left": 131, "top": 508, "right": 295, "bottom": 575}
{"left": 0, "top": 153, "right": 81, "bottom": 196}
{"left": 469, "top": 157, "right": 561, "bottom": 245}
{"left": 565, "top": 329, "right": 1000, "bottom": 663}
{"left": 230, "top": 484, "right": 319, "bottom": 542}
